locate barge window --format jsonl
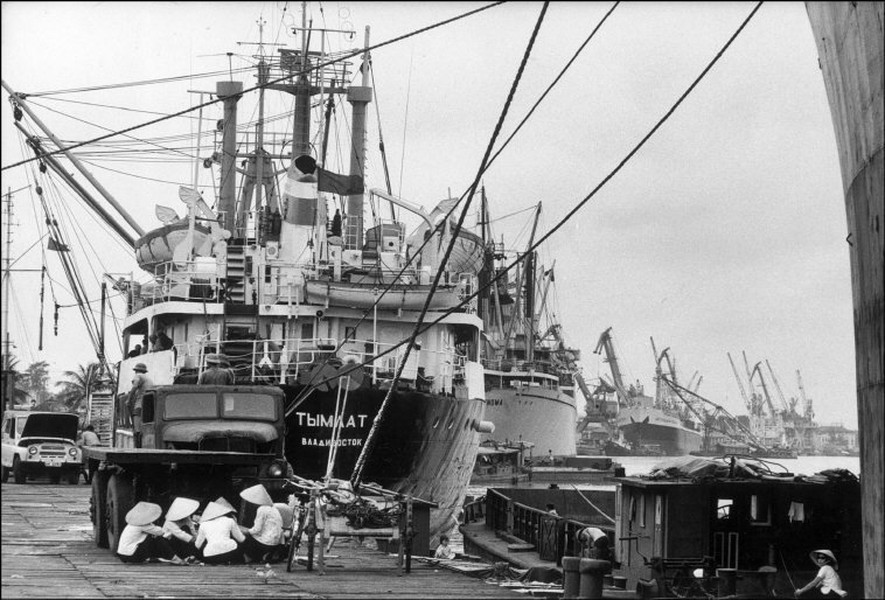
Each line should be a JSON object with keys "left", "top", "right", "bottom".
{"left": 142, "top": 394, "right": 155, "bottom": 423}
{"left": 165, "top": 393, "right": 218, "bottom": 419}
{"left": 750, "top": 494, "right": 770, "bottom": 525}
{"left": 222, "top": 393, "right": 277, "bottom": 420}
{"left": 716, "top": 498, "right": 734, "bottom": 520}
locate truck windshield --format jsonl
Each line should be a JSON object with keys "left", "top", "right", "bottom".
{"left": 221, "top": 393, "right": 277, "bottom": 420}
{"left": 164, "top": 393, "right": 218, "bottom": 419}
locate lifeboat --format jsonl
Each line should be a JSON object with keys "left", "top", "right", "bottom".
{"left": 134, "top": 221, "right": 211, "bottom": 273}
{"left": 304, "top": 279, "right": 463, "bottom": 310}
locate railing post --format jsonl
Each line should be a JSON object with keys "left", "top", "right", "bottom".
{"left": 506, "top": 498, "right": 514, "bottom": 534}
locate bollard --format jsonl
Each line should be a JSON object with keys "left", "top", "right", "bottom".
{"left": 717, "top": 567, "right": 737, "bottom": 597}
{"left": 562, "top": 557, "right": 582, "bottom": 599}
{"left": 578, "top": 558, "right": 610, "bottom": 599}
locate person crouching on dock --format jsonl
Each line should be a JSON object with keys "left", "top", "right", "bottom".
{"left": 239, "top": 484, "right": 285, "bottom": 563}
{"left": 195, "top": 500, "right": 245, "bottom": 564}
{"left": 116, "top": 502, "right": 184, "bottom": 565}
{"left": 162, "top": 497, "right": 201, "bottom": 563}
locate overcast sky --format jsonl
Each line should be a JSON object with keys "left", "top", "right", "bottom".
{"left": 1, "top": 2, "right": 857, "bottom": 428}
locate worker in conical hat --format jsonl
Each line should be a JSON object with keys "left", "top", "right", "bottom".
{"left": 795, "top": 549, "right": 847, "bottom": 598}
{"left": 238, "top": 484, "right": 285, "bottom": 564}
{"left": 116, "top": 501, "right": 182, "bottom": 564}
{"left": 194, "top": 501, "right": 245, "bottom": 565}
{"left": 162, "top": 497, "right": 201, "bottom": 563}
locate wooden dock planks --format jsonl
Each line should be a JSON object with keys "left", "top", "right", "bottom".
{"left": 2, "top": 480, "right": 524, "bottom": 598}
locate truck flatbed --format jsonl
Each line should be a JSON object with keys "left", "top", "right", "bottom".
{"left": 82, "top": 447, "right": 277, "bottom": 466}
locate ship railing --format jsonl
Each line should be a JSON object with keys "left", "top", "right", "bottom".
{"left": 484, "top": 488, "right": 615, "bottom": 564}
{"left": 172, "top": 335, "right": 465, "bottom": 394}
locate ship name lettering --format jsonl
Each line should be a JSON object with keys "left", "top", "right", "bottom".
{"left": 296, "top": 412, "right": 368, "bottom": 428}
{"left": 301, "top": 437, "right": 364, "bottom": 447}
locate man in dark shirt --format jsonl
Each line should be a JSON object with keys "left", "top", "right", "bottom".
{"left": 198, "top": 354, "right": 236, "bottom": 385}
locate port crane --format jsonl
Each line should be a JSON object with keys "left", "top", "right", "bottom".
{"left": 594, "top": 327, "right": 632, "bottom": 407}
{"left": 765, "top": 360, "right": 791, "bottom": 416}
{"left": 728, "top": 352, "right": 753, "bottom": 413}
{"left": 750, "top": 362, "right": 778, "bottom": 417}
{"left": 660, "top": 376, "right": 770, "bottom": 453}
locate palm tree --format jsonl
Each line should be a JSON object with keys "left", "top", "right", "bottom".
{"left": 55, "top": 362, "right": 103, "bottom": 414}
{"left": 20, "top": 360, "right": 51, "bottom": 406}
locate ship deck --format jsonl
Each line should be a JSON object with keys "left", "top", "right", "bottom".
{"left": 1, "top": 480, "right": 527, "bottom": 599}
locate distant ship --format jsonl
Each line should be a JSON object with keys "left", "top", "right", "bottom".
{"left": 476, "top": 200, "right": 578, "bottom": 458}
{"left": 594, "top": 328, "right": 702, "bottom": 456}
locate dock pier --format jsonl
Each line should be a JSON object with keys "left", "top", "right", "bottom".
{"left": 2, "top": 481, "right": 524, "bottom": 599}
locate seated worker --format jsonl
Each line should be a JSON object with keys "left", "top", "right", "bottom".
{"left": 162, "top": 497, "right": 201, "bottom": 562}
{"left": 116, "top": 501, "right": 184, "bottom": 564}
{"left": 434, "top": 534, "right": 456, "bottom": 560}
{"left": 795, "top": 549, "right": 848, "bottom": 598}
{"left": 195, "top": 501, "right": 245, "bottom": 565}
{"left": 239, "top": 484, "right": 285, "bottom": 563}
{"left": 198, "top": 353, "right": 236, "bottom": 385}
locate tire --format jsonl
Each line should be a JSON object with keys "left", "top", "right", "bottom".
{"left": 1, "top": 465, "right": 8, "bottom": 483}
{"left": 91, "top": 471, "right": 109, "bottom": 548}
{"left": 106, "top": 473, "right": 134, "bottom": 554}
{"left": 50, "top": 471, "right": 61, "bottom": 484}
{"left": 13, "top": 456, "right": 26, "bottom": 484}
{"left": 65, "top": 470, "right": 80, "bottom": 485}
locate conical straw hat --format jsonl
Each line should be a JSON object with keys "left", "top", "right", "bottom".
{"left": 240, "top": 483, "right": 273, "bottom": 507}
{"left": 810, "top": 549, "right": 838, "bottom": 568}
{"left": 126, "top": 501, "right": 162, "bottom": 526}
{"left": 215, "top": 496, "right": 235, "bottom": 511}
{"left": 201, "top": 501, "right": 235, "bottom": 523}
{"left": 165, "top": 497, "right": 200, "bottom": 522}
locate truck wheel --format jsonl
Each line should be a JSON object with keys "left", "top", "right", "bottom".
{"left": 91, "top": 471, "right": 109, "bottom": 548}
{"left": 13, "top": 456, "right": 26, "bottom": 484}
{"left": 65, "top": 470, "right": 79, "bottom": 485}
{"left": 1, "top": 465, "right": 8, "bottom": 483}
{"left": 106, "top": 473, "right": 134, "bottom": 553}
{"left": 50, "top": 471, "right": 61, "bottom": 484}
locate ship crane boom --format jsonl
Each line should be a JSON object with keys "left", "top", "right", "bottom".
{"left": 594, "top": 327, "right": 630, "bottom": 406}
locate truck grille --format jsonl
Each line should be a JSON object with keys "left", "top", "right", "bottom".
{"left": 199, "top": 437, "right": 255, "bottom": 453}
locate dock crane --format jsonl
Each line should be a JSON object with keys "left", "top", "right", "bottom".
{"left": 750, "top": 362, "right": 777, "bottom": 417}
{"left": 594, "top": 327, "right": 631, "bottom": 407}
{"left": 765, "top": 359, "right": 791, "bottom": 415}
{"left": 796, "top": 369, "right": 814, "bottom": 421}
{"left": 728, "top": 352, "right": 753, "bottom": 413}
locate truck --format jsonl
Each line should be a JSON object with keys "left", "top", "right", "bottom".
{"left": 83, "top": 384, "right": 292, "bottom": 552}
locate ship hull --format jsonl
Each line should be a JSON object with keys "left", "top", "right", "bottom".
{"left": 615, "top": 407, "right": 702, "bottom": 456}
{"left": 282, "top": 382, "right": 484, "bottom": 540}
{"left": 480, "top": 375, "right": 577, "bottom": 457}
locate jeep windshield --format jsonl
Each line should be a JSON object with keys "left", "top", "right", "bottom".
{"left": 163, "top": 393, "right": 277, "bottom": 421}
{"left": 20, "top": 414, "right": 79, "bottom": 441}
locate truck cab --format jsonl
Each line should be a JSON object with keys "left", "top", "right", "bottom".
{"left": 84, "top": 385, "right": 293, "bottom": 552}
{"left": 1, "top": 411, "right": 83, "bottom": 484}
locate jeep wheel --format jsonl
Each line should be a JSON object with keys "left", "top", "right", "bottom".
{"left": 12, "top": 456, "right": 25, "bottom": 484}
{"left": 106, "top": 473, "right": 134, "bottom": 553}
{"left": 1, "top": 465, "right": 8, "bottom": 483}
{"left": 91, "top": 471, "right": 109, "bottom": 548}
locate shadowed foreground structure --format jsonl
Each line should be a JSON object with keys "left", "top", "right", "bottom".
{"left": 806, "top": 3, "right": 885, "bottom": 598}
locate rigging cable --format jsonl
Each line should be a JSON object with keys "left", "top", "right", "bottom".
{"left": 3, "top": 1, "right": 506, "bottom": 171}
{"left": 295, "top": 1, "right": 766, "bottom": 403}
{"left": 351, "top": 1, "right": 550, "bottom": 489}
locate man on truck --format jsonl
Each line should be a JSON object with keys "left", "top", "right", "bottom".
{"left": 128, "top": 363, "right": 153, "bottom": 446}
